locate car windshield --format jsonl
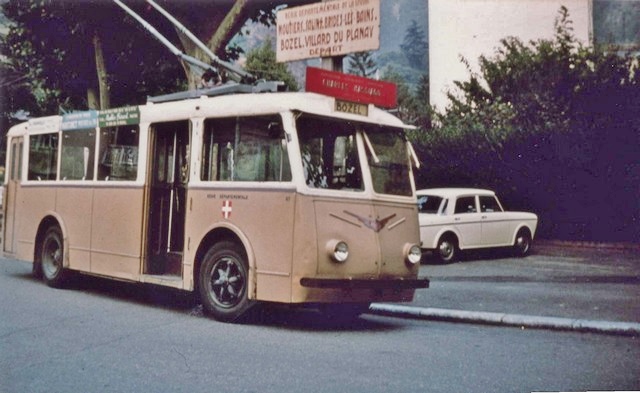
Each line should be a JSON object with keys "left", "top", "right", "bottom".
{"left": 417, "top": 195, "right": 443, "bottom": 214}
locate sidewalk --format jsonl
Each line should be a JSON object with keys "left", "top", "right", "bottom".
{"left": 369, "top": 241, "right": 640, "bottom": 336}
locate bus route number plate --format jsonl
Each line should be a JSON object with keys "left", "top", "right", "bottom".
{"left": 335, "top": 100, "right": 368, "bottom": 116}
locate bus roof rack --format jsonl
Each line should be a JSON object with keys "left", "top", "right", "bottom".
{"left": 147, "top": 81, "right": 286, "bottom": 104}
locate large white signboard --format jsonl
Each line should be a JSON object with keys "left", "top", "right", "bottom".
{"left": 276, "top": 0, "right": 380, "bottom": 62}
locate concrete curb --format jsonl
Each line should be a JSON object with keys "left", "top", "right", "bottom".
{"left": 535, "top": 239, "right": 640, "bottom": 251}
{"left": 368, "top": 304, "right": 640, "bottom": 336}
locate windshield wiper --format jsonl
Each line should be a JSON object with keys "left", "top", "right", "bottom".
{"left": 362, "top": 131, "right": 380, "bottom": 164}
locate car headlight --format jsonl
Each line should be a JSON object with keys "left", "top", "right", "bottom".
{"left": 404, "top": 243, "right": 422, "bottom": 265}
{"left": 327, "top": 240, "right": 349, "bottom": 263}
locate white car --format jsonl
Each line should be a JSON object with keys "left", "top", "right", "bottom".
{"left": 417, "top": 188, "right": 538, "bottom": 262}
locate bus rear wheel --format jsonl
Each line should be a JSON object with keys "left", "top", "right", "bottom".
{"left": 39, "top": 226, "right": 70, "bottom": 288}
{"left": 198, "top": 241, "right": 253, "bottom": 323}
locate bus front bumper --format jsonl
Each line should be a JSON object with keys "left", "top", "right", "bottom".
{"left": 300, "top": 277, "right": 429, "bottom": 290}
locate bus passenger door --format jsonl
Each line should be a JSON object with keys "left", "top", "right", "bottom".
{"left": 3, "top": 137, "right": 23, "bottom": 254}
{"left": 146, "top": 121, "right": 190, "bottom": 276}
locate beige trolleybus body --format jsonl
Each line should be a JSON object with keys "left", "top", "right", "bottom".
{"left": 3, "top": 90, "right": 428, "bottom": 322}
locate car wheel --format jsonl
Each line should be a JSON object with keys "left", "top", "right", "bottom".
{"left": 198, "top": 241, "right": 254, "bottom": 323}
{"left": 39, "top": 226, "right": 70, "bottom": 288}
{"left": 514, "top": 230, "right": 532, "bottom": 257}
{"left": 437, "top": 235, "right": 458, "bottom": 263}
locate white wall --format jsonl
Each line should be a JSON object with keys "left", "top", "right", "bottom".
{"left": 429, "top": 0, "right": 592, "bottom": 112}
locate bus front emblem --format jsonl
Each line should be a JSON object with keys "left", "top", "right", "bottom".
{"left": 343, "top": 211, "right": 396, "bottom": 233}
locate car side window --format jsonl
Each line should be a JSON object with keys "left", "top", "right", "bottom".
{"left": 480, "top": 196, "right": 503, "bottom": 213}
{"left": 454, "top": 196, "right": 477, "bottom": 214}
{"left": 417, "top": 195, "right": 443, "bottom": 214}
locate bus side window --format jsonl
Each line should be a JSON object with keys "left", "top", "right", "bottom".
{"left": 61, "top": 129, "right": 96, "bottom": 181}
{"left": 10, "top": 141, "right": 23, "bottom": 181}
{"left": 98, "top": 126, "right": 139, "bottom": 181}
{"left": 201, "top": 118, "right": 236, "bottom": 181}
{"left": 202, "top": 116, "right": 291, "bottom": 182}
{"left": 28, "top": 133, "right": 59, "bottom": 181}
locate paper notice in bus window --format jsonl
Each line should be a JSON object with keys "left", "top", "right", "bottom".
{"left": 335, "top": 100, "right": 368, "bottom": 116}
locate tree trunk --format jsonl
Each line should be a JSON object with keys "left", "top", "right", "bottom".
{"left": 93, "top": 32, "right": 110, "bottom": 110}
{"left": 87, "top": 88, "right": 99, "bottom": 110}
{"left": 207, "top": 0, "right": 250, "bottom": 59}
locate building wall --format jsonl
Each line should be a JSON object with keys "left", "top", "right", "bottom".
{"left": 429, "top": 0, "right": 592, "bottom": 112}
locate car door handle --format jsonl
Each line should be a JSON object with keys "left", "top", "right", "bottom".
{"left": 482, "top": 215, "right": 487, "bottom": 219}
{"left": 454, "top": 217, "right": 461, "bottom": 221}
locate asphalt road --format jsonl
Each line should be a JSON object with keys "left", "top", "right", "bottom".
{"left": 414, "top": 243, "right": 640, "bottom": 323}
{"left": 1, "top": 252, "right": 639, "bottom": 393}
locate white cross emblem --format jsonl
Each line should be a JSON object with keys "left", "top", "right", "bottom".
{"left": 222, "top": 200, "right": 232, "bottom": 219}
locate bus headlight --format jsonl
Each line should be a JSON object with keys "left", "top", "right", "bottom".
{"left": 404, "top": 244, "right": 422, "bottom": 265}
{"left": 327, "top": 240, "right": 349, "bottom": 263}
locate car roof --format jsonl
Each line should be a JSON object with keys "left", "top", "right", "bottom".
{"left": 416, "top": 188, "right": 495, "bottom": 198}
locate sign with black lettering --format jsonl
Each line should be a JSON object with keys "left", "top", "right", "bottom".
{"left": 335, "top": 100, "right": 368, "bottom": 116}
{"left": 276, "top": 0, "right": 380, "bottom": 62}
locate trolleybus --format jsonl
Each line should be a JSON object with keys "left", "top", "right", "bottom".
{"left": 3, "top": 84, "right": 428, "bottom": 322}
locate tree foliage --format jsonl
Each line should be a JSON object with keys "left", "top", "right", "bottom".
{"left": 347, "top": 51, "right": 377, "bottom": 78}
{"left": 412, "top": 7, "right": 640, "bottom": 242}
{"left": 400, "top": 19, "right": 427, "bottom": 70}
{"left": 244, "top": 39, "right": 298, "bottom": 91}
{"left": 0, "top": 0, "right": 314, "bottom": 134}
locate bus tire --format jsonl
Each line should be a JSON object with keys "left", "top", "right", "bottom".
{"left": 198, "top": 241, "right": 253, "bottom": 323}
{"left": 39, "top": 226, "right": 70, "bottom": 288}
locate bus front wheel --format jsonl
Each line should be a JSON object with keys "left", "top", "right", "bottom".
{"left": 39, "top": 226, "right": 70, "bottom": 288}
{"left": 198, "top": 241, "right": 253, "bottom": 323}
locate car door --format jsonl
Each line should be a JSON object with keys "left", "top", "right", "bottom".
{"left": 452, "top": 195, "right": 482, "bottom": 247}
{"left": 479, "top": 195, "right": 512, "bottom": 246}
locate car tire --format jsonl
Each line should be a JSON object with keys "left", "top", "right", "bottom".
{"left": 513, "top": 229, "right": 532, "bottom": 257}
{"left": 198, "top": 241, "right": 254, "bottom": 323}
{"left": 437, "top": 235, "right": 458, "bottom": 263}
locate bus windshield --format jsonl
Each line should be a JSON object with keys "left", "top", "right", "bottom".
{"left": 363, "top": 126, "right": 413, "bottom": 196}
{"left": 296, "top": 115, "right": 412, "bottom": 196}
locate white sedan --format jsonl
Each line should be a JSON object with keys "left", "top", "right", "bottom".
{"left": 417, "top": 188, "right": 538, "bottom": 262}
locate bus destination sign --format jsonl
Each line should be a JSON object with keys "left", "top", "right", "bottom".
{"left": 98, "top": 106, "right": 140, "bottom": 127}
{"left": 276, "top": 0, "right": 380, "bottom": 62}
{"left": 61, "top": 110, "right": 98, "bottom": 131}
{"left": 306, "top": 66, "right": 397, "bottom": 109}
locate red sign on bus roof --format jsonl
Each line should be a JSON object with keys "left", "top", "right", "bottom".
{"left": 305, "top": 67, "right": 397, "bottom": 109}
